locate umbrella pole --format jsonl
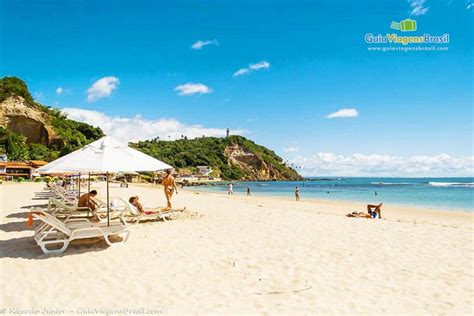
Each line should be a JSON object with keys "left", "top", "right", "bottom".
{"left": 106, "top": 172, "right": 110, "bottom": 227}
{"left": 78, "top": 172, "right": 81, "bottom": 201}
{"left": 87, "top": 172, "right": 90, "bottom": 217}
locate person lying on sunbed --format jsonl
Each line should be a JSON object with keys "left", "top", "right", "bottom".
{"left": 129, "top": 196, "right": 145, "bottom": 213}
{"left": 78, "top": 190, "right": 99, "bottom": 211}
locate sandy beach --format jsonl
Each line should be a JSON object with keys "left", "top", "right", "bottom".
{"left": 0, "top": 182, "right": 472, "bottom": 315}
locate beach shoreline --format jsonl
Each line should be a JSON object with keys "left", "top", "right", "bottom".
{"left": 185, "top": 185, "right": 473, "bottom": 217}
{"left": 180, "top": 177, "right": 474, "bottom": 212}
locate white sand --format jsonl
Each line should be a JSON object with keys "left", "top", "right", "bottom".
{"left": 0, "top": 182, "right": 472, "bottom": 315}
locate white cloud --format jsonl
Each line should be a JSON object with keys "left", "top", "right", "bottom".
{"left": 62, "top": 108, "right": 245, "bottom": 143}
{"left": 86, "top": 76, "right": 120, "bottom": 102}
{"left": 249, "top": 61, "right": 270, "bottom": 70}
{"left": 327, "top": 108, "right": 359, "bottom": 118}
{"left": 290, "top": 153, "right": 474, "bottom": 177}
{"left": 283, "top": 146, "right": 299, "bottom": 153}
{"left": 56, "top": 87, "right": 63, "bottom": 95}
{"left": 409, "top": 0, "right": 429, "bottom": 15}
{"left": 191, "top": 39, "right": 219, "bottom": 50}
{"left": 233, "top": 68, "right": 250, "bottom": 77}
{"left": 233, "top": 60, "right": 270, "bottom": 77}
{"left": 175, "top": 83, "right": 212, "bottom": 96}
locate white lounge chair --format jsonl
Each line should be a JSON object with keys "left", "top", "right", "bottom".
{"left": 47, "top": 198, "right": 92, "bottom": 219}
{"left": 32, "top": 212, "right": 130, "bottom": 255}
{"left": 116, "top": 197, "right": 184, "bottom": 224}
{"left": 32, "top": 208, "right": 122, "bottom": 236}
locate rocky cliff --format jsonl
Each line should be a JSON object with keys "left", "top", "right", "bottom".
{"left": 224, "top": 144, "right": 291, "bottom": 180}
{"left": 0, "top": 95, "right": 58, "bottom": 145}
{"left": 0, "top": 76, "right": 104, "bottom": 161}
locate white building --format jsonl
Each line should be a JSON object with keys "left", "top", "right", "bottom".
{"left": 196, "top": 166, "right": 212, "bottom": 176}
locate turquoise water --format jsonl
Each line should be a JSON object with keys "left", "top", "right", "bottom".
{"left": 192, "top": 177, "right": 474, "bottom": 211}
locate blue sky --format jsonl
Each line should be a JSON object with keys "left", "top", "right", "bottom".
{"left": 1, "top": 0, "right": 472, "bottom": 176}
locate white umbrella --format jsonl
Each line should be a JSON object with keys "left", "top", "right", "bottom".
{"left": 38, "top": 136, "right": 171, "bottom": 173}
{"left": 38, "top": 136, "right": 172, "bottom": 225}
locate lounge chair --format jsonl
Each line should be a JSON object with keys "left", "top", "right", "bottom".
{"left": 31, "top": 208, "right": 122, "bottom": 236}
{"left": 32, "top": 211, "right": 130, "bottom": 255}
{"left": 47, "top": 198, "right": 93, "bottom": 219}
{"left": 116, "top": 197, "right": 184, "bottom": 224}
{"left": 90, "top": 196, "right": 108, "bottom": 209}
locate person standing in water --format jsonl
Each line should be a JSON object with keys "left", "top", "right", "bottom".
{"left": 228, "top": 183, "right": 234, "bottom": 195}
{"left": 247, "top": 187, "right": 251, "bottom": 196}
{"left": 295, "top": 186, "right": 300, "bottom": 201}
{"left": 162, "top": 169, "right": 178, "bottom": 208}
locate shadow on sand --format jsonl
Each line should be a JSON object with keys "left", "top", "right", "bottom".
{"left": 0, "top": 236, "right": 111, "bottom": 259}
{"left": 20, "top": 203, "right": 49, "bottom": 210}
{"left": 6, "top": 211, "right": 32, "bottom": 219}
{"left": 0, "top": 220, "right": 35, "bottom": 233}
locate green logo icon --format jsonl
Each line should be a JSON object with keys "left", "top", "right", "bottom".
{"left": 390, "top": 19, "right": 417, "bottom": 32}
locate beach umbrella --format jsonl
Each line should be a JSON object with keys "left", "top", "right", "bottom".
{"left": 38, "top": 136, "right": 172, "bottom": 225}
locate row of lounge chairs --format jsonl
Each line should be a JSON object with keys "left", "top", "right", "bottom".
{"left": 31, "top": 182, "right": 185, "bottom": 254}
{"left": 32, "top": 209, "right": 129, "bottom": 255}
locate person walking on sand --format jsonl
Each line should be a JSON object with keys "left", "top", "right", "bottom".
{"left": 162, "top": 169, "right": 178, "bottom": 208}
{"left": 247, "top": 187, "right": 251, "bottom": 196}
{"left": 295, "top": 186, "right": 300, "bottom": 201}
{"left": 228, "top": 183, "right": 233, "bottom": 195}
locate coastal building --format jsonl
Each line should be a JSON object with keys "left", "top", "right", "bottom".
{"left": 0, "top": 160, "right": 48, "bottom": 180}
{"left": 197, "top": 166, "right": 212, "bottom": 176}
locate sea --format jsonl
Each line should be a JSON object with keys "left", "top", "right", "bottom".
{"left": 191, "top": 177, "right": 474, "bottom": 211}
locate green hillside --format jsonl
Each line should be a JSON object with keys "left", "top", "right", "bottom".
{"left": 131, "top": 136, "right": 301, "bottom": 180}
{"left": 0, "top": 77, "right": 104, "bottom": 161}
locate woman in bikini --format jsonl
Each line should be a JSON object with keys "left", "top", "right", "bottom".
{"left": 129, "top": 196, "right": 145, "bottom": 213}
{"left": 162, "top": 169, "right": 178, "bottom": 208}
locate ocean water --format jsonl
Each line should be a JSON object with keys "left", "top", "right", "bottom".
{"left": 192, "top": 177, "right": 474, "bottom": 211}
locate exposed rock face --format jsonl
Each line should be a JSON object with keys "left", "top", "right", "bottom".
{"left": 224, "top": 144, "right": 295, "bottom": 180}
{"left": 0, "top": 96, "right": 57, "bottom": 145}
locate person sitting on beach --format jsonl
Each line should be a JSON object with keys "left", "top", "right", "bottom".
{"left": 346, "top": 211, "right": 372, "bottom": 218}
{"left": 78, "top": 190, "right": 99, "bottom": 211}
{"left": 346, "top": 203, "right": 383, "bottom": 218}
{"left": 367, "top": 203, "right": 383, "bottom": 218}
{"left": 129, "top": 196, "right": 145, "bottom": 213}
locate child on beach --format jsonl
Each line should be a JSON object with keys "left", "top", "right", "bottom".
{"left": 228, "top": 183, "right": 233, "bottom": 195}
{"left": 295, "top": 187, "right": 300, "bottom": 201}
